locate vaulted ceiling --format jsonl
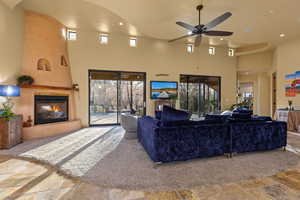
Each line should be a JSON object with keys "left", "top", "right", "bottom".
{"left": 4, "top": 0, "right": 300, "bottom": 49}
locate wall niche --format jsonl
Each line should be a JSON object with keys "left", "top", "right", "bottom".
{"left": 37, "top": 58, "right": 51, "bottom": 71}
{"left": 61, "top": 55, "right": 68, "bottom": 67}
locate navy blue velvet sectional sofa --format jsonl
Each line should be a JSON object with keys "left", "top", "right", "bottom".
{"left": 137, "top": 106, "right": 287, "bottom": 163}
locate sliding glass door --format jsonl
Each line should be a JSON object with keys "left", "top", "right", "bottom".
{"left": 180, "top": 75, "right": 221, "bottom": 118}
{"left": 89, "top": 70, "right": 146, "bottom": 126}
{"left": 119, "top": 73, "right": 146, "bottom": 118}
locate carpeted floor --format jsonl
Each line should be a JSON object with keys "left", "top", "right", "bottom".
{"left": 82, "top": 137, "right": 299, "bottom": 191}
{"left": 1, "top": 127, "right": 300, "bottom": 192}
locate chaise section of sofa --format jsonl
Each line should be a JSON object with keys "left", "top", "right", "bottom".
{"left": 230, "top": 121, "right": 287, "bottom": 154}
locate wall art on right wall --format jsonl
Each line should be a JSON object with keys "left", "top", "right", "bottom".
{"left": 285, "top": 71, "right": 300, "bottom": 97}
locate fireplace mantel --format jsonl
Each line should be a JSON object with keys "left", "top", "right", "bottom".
{"left": 20, "top": 84, "right": 78, "bottom": 91}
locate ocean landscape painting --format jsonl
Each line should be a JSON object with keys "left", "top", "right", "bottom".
{"left": 151, "top": 81, "right": 178, "bottom": 99}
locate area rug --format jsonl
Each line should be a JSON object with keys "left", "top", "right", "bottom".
{"left": 81, "top": 139, "right": 299, "bottom": 191}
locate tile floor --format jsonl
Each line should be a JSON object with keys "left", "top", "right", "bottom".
{"left": 0, "top": 132, "right": 300, "bottom": 200}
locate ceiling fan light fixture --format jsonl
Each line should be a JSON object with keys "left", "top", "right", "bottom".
{"left": 168, "top": 4, "right": 233, "bottom": 47}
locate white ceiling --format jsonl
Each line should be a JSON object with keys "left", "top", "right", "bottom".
{"left": 9, "top": 0, "right": 300, "bottom": 47}
{"left": 20, "top": 0, "right": 144, "bottom": 37}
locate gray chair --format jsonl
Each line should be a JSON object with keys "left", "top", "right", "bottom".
{"left": 120, "top": 114, "right": 138, "bottom": 139}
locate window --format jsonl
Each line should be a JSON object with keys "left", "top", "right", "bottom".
{"left": 243, "top": 92, "right": 252, "bottom": 98}
{"left": 228, "top": 48, "right": 235, "bottom": 57}
{"left": 129, "top": 38, "right": 137, "bottom": 47}
{"left": 99, "top": 34, "right": 108, "bottom": 44}
{"left": 187, "top": 44, "right": 194, "bottom": 53}
{"left": 180, "top": 75, "right": 221, "bottom": 118}
{"left": 67, "top": 30, "right": 77, "bottom": 41}
{"left": 89, "top": 70, "right": 146, "bottom": 125}
{"left": 208, "top": 47, "right": 215, "bottom": 55}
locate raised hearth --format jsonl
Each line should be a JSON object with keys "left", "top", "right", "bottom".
{"left": 34, "top": 95, "right": 69, "bottom": 125}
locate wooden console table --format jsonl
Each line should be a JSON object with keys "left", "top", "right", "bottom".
{"left": 274, "top": 110, "right": 300, "bottom": 132}
{"left": 0, "top": 115, "right": 23, "bottom": 149}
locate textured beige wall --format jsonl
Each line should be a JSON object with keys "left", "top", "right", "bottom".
{"left": 68, "top": 30, "right": 238, "bottom": 126}
{"left": 237, "top": 51, "right": 273, "bottom": 73}
{"left": 274, "top": 39, "right": 300, "bottom": 109}
{"left": 22, "top": 11, "right": 72, "bottom": 87}
{"left": 0, "top": 2, "right": 24, "bottom": 85}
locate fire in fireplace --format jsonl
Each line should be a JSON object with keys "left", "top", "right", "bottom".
{"left": 34, "top": 95, "right": 69, "bottom": 125}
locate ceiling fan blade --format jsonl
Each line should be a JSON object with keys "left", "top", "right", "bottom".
{"left": 194, "top": 35, "right": 202, "bottom": 47}
{"left": 203, "top": 12, "right": 232, "bottom": 30}
{"left": 176, "top": 21, "right": 197, "bottom": 31}
{"left": 204, "top": 31, "right": 233, "bottom": 36}
{"left": 168, "top": 34, "right": 196, "bottom": 43}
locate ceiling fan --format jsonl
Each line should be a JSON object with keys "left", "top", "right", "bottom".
{"left": 169, "top": 4, "right": 233, "bottom": 47}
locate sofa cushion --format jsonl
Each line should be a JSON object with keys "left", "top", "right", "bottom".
{"left": 251, "top": 116, "right": 272, "bottom": 122}
{"left": 221, "top": 110, "right": 233, "bottom": 116}
{"left": 232, "top": 112, "right": 252, "bottom": 119}
{"left": 233, "top": 107, "right": 253, "bottom": 115}
{"left": 205, "top": 114, "right": 230, "bottom": 122}
{"left": 231, "top": 108, "right": 253, "bottom": 121}
{"left": 161, "top": 120, "right": 191, "bottom": 127}
{"left": 160, "top": 119, "right": 224, "bottom": 127}
{"left": 161, "top": 106, "right": 190, "bottom": 122}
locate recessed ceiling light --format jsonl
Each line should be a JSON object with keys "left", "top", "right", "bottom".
{"left": 188, "top": 31, "right": 193, "bottom": 35}
{"left": 119, "top": 22, "right": 124, "bottom": 26}
{"left": 280, "top": 33, "right": 285, "bottom": 38}
{"left": 220, "top": 38, "right": 224, "bottom": 41}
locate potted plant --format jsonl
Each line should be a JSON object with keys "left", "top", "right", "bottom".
{"left": 17, "top": 75, "right": 34, "bottom": 86}
{"left": 0, "top": 103, "right": 15, "bottom": 120}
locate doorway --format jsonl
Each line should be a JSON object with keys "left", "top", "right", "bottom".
{"left": 239, "top": 82, "right": 254, "bottom": 111}
{"left": 89, "top": 70, "right": 146, "bottom": 126}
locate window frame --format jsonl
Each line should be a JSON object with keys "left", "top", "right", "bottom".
{"left": 67, "top": 30, "right": 77, "bottom": 41}
{"left": 129, "top": 38, "right": 137, "bottom": 47}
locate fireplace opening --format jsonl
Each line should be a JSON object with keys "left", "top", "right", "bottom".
{"left": 34, "top": 95, "right": 69, "bottom": 125}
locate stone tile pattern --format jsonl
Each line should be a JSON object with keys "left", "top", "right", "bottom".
{"left": 0, "top": 131, "right": 300, "bottom": 199}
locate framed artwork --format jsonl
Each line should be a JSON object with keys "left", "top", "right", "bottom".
{"left": 285, "top": 71, "right": 300, "bottom": 97}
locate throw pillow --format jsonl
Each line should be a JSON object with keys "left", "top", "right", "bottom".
{"left": 161, "top": 105, "right": 190, "bottom": 122}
